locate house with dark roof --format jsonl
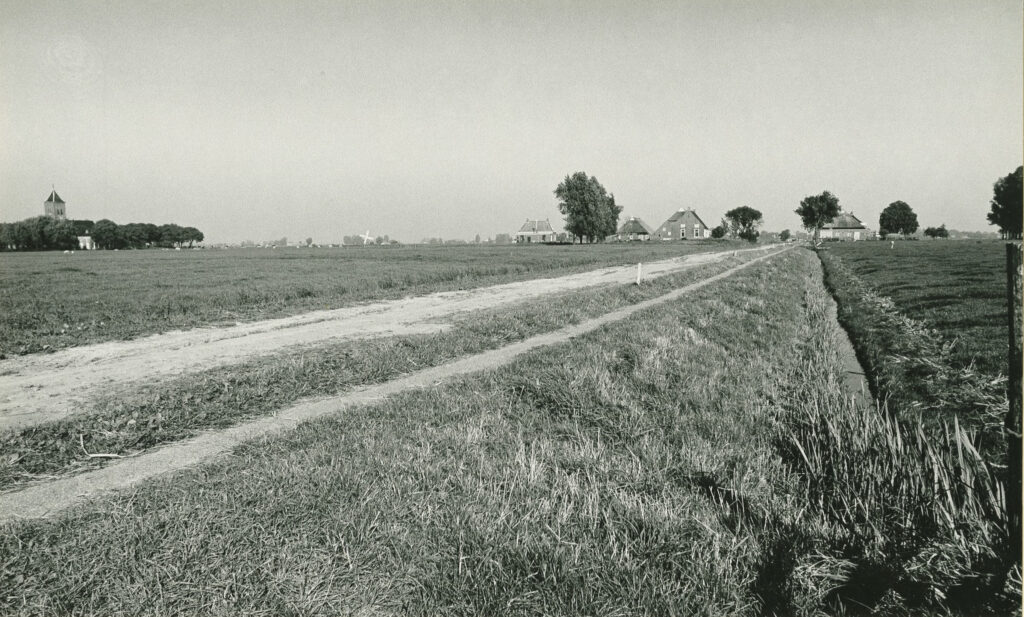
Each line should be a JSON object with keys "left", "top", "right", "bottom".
{"left": 654, "top": 208, "right": 710, "bottom": 240}
{"left": 515, "top": 219, "right": 556, "bottom": 243}
{"left": 612, "top": 217, "right": 654, "bottom": 241}
{"left": 820, "top": 211, "right": 873, "bottom": 241}
{"left": 44, "top": 190, "right": 66, "bottom": 220}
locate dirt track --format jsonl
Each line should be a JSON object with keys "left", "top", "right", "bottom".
{"left": 0, "top": 246, "right": 775, "bottom": 431}
{"left": 0, "top": 245, "right": 791, "bottom": 521}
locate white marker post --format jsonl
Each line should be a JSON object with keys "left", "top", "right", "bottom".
{"left": 636, "top": 262, "right": 642, "bottom": 285}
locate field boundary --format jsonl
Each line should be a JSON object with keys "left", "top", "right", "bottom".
{"left": 0, "top": 245, "right": 792, "bottom": 523}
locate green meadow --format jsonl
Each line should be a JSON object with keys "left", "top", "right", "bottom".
{"left": 0, "top": 241, "right": 744, "bottom": 357}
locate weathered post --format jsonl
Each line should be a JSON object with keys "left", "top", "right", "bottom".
{"left": 636, "top": 262, "right": 642, "bottom": 286}
{"left": 1007, "top": 242, "right": 1022, "bottom": 561}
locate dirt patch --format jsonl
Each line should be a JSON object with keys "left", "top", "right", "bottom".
{"left": 0, "top": 246, "right": 790, "bottom": 522}
{"left": 0, "top": 246, "right": 777, "bottom": 432}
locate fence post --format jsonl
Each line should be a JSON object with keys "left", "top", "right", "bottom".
{"left": 1007, "top": 242, "right": 1022, "bottom": 561}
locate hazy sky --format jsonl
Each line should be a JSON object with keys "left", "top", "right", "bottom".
{"left": 2, "top": 0, "right": 1021, "bottom": 243}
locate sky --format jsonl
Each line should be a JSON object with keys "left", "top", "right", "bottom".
{"left": 1, "top": 0, "right": 1021, "bottom": 243}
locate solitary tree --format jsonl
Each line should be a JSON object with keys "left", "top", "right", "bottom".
{"left": 795, "top": 191, "right": 841, "bottom": 245}
{"left": 779, "top": 229, "right": 791, "bottom": 242}
{"left": 987, "top": 165, "right": 1022, "bottom": 239}
{"left": 724, "top": 206, "right": 763, "bottom": 242}
{"left": 879, "top": 201, "right": 919, "bottom": 238}
{"left": 923, "top": 224, "right": 949, "bottom": 239}
{"left": 554, "top": 172, "right": 622, "bottom": 243}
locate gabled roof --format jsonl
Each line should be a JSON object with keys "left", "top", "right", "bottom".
{"left": 658, "top": 208, "right": 707, "bottom": 229}
{"left": 46, "top": 190, "right": 65, "bottom": 204}
{"left": 822, "top": 211, "right": 866, "bottom": 229}
{"left": 517, "top": 219, "right": 554, "bottom": 233}
{"left": 617, "top": 217, "right": 654, "bottom": 235}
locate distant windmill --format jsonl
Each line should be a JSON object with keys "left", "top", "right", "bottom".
{"left": 359, "top": 230, "right": 374, "bottom": 245}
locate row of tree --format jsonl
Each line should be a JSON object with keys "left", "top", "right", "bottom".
{"left": 0, "top": 217, "right": 205, "bottom": 251}
{"left": 90, "top": 220, "right": 204, "bottom": 249}
{"left": 0, "top": 216, "right": 84, "bottom": 251}
{"left": 555, "top": 165, "right": 1021, "bottom": 245}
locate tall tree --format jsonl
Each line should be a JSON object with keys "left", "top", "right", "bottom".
{"left": 987, "top": 166, "right": 1022, "bottom": 239}
{"left": 554, "top": 172, "right": 622, "bottom": 243}
{"left": 724, "top": 206, "right": 763, "bottom": 242}
{"left": 92, "top": 219, "right": 123, "bottom": 249}
{"left": 879, "top": 201, "right": 919, "bottom": 237}
{"left": 795, "top": 191, "right": 841, "bottom": 245}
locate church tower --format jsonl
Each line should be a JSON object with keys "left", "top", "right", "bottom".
{"left": 44, "top": 188, "right": 66, "bottom": 220}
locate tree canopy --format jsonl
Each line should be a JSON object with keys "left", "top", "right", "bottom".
{"left": 923, "top": 224, "right": 949, "bottom": 239}
{"left": 795, "top": 191, "right": 841, "bottom": 243}
{"left": 0, "top": 216, "right": 78, "bottom": 251}
{"left": 554, "top": 172, "right": 622, "bottom": 243}
{"left": 724, "top": 206, "right": 763, "bottom": 242}
{"left": 879, "top": 201, "right": 919, "bottom": 237}
{"left": 987, "top": 165, "right": 1022, "bottom": 239}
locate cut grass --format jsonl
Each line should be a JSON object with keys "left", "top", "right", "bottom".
{"left": 822, "top": 241, "right": 1009, "bottom": 376}
{"left": 0, "top": 251, "right": 758, "bottom": 492}
{"left": 0, "top": 241, "right": 745, "bottom": 356}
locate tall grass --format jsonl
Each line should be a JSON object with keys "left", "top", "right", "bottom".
{"left": 770, "top": 282, "right": 1016, "bottom": 614}
{"left": 0, "top": 248, "right": 1016, "bottom": 614}
{"left": 817, "top": 249, "right": 1008, "bottom": 454}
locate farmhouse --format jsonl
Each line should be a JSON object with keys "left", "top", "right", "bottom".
{"left": 655, "top": 208, "right": 711, "bottom": 240}
{"left": 515, "top": 219, "right": 556, "bottom": 243}
{"left": 820, "top": 211, "right": 874, "bottom": 241}
{"left": 612, "top": 217, "right": 654, "bottom": 241}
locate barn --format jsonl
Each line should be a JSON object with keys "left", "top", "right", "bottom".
{"left": 821, "top": 211, "right": 874, "bottom": 241}
{"left": 612, "top": 217, "right": 654, "bottom": 241}
{"left": 655, "top": 208, "right": 711, "bottom": 240}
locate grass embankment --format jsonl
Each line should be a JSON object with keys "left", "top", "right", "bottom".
{"left": 3, "top": 249, "right": 1014, "bottom": 615}
{"left": 817, "top": 246, "right": 1008, "bottom": 453}
{"left": 0, "top": 251, "right": 758, "bottom": 492}
{"left": 0, "top": 241, "right": 743, "bottom": 356}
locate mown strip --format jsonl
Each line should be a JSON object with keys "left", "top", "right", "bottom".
{"left": 0, "top": 251, "right": 762, "bottom": 492}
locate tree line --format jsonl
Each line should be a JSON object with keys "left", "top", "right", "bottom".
{"left": 0, "top": 217, "right": 204, "bottom": 251}
{"left": 795, "top": 165, "right": 1021, "bottom": 241}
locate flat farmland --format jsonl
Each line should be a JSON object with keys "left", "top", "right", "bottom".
{"left": 0, "top": 241, "right": 744, "bottom": 356}
{"left": 1, "top": 248, "right": 1014, "bottom": 615}
{"left": 821, "top": 240, "right": 1009, "bottom": 376}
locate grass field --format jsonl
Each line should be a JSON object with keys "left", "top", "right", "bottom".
{"left": 817, "top": 241, "right": 1011, "bottom": 457}
{"left": 0, "top": 252, "right": 755, "bottom": 492}
{"left": 0, "top": 241, "right": 744, "bottom": 357}
{"left": 2, "top": 249, "right": 1016, "bottom": 615}
{"left": 821, "top": 240, "right": 1009, "bottom": 376}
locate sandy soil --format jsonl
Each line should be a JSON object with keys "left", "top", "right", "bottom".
{"left": 0, "top": 246, "right": 791, "bottom": 522}
{"left": 0, "top": 246, "right": 775, "bottom": 432}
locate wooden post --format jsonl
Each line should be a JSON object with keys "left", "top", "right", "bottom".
{"left": 636, "top": 262, "right": 642, "bottom": 286}
{"left": 1007, "top": 242, "right": 1022, "bottom": 561}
